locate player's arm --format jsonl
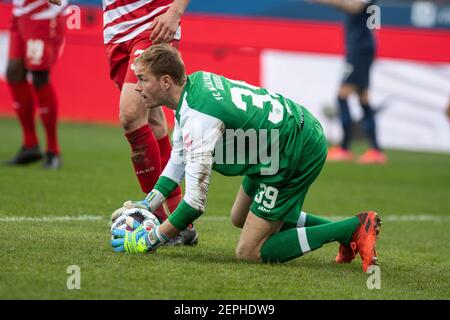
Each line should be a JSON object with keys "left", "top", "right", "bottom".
{"left": 112, "top": 112, "right": 225, "bottom": 253}
{"left": 163, "top": 114, "right": 224, "bottom": 237}
{"left": 149, "top": 0, "right": 191, "bottom": 44}
{"left": 310, "top": 0, "right": 368, "bottom": 14}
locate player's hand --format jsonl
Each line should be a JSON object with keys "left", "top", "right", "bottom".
{"left": 122, "top": 189, "right": 158, "bottom": 211}
{"left": 48, "top": 0, "right": 61, "bottom": 5}
{"left": 148, "top": 8, "right": 181, "bottom": 44}
{"left": 122, "top": 199, "right": 149, "bottom": 210}
{"left": 111, "top": 222, "right": 169, "bottom": 254}
{"left": 111, "top": 222, "right": 150, "bottom": 253}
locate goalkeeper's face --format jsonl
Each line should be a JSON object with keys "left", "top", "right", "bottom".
{"left": 134, "top": 62, "right": 168, "bottom": 109}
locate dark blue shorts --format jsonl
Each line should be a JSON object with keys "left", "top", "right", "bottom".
{"left": 342, "top": 52, "right": 374, "bottom": 89}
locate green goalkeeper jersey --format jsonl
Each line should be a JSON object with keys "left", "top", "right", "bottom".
{"left": 149, "top": 71, "right": 326, "bottom": 228}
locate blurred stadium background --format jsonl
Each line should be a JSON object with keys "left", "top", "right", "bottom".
{"left": 1, "top": 0, "right": 449, "bottom": 152}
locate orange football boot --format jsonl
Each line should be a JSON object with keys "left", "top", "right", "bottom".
{"left": 357, "top": 149, "right": 387, "bottom": 164}
{"left": 327, "top": 146, "right": 354, "bottom": 162}
{"left": 335, "top": 242, "right": 357, "bottom": 264}
{"left": 350, "top": 211, "right": 382, "bottom": 272}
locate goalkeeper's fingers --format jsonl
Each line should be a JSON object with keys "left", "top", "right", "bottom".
{"left": 112, "top": 228, "right": 126, "bottom": 238}
{"left": 111, "top": 237, "right": 125, "bottom": 252}
{"left": 123, "top": 200, "right": 148, "bottom": 210}
{"left": 113, "top": 245, "right": 125, "bottom": 252}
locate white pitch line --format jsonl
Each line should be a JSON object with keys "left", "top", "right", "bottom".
{"left": 0, "top": 215, "right": 102, "bottom": 222}
{"left": 0, "top": 214, "right": 449, "bottom": 223}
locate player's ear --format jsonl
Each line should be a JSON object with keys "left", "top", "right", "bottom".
{"left": 161, "top": 75, "right": 171, "bottom": 90}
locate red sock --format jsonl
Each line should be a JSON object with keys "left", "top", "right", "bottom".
{"left": 166, "top": 190, "right": 182, "bottom": 213}
{"left": 154, "top": 207, "right": 168, "bottom": 223}
{"left": 34, "top": 83, "right": 59, "bottom": 154}
{"left": 8, "top": 81, "right": 38, "bottom": 147}
{"left": 126, "top": 124, "right": 163, "bottom": 192}
{"left": 158, "top": 135, "right": 182, "bottom": 213}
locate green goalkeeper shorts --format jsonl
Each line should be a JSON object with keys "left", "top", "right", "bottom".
{"left": 242, "top": 116, "right": 328, "bottom": 222}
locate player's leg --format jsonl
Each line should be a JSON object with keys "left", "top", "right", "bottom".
{"left": 259, "top": 214, "right": 362, "bottom": 263}
{"left": 253, "top": 180, "right": 362, "bottom": 265}
{"left": 258, "top": 209, "right": 382, "bottom": 272}
{"left": 148, "top": 107, "right": 182, "bottom": 213}
{"left": 356, "top": 88, "right": 387, "bottom": 164}
{"left": 328, "top": 57, "right": 360, "bottom": 162}
{"left": 235, "top": 205, "right": 371, "bottom": 267}
{"left": 147, "top": 106, "right": 168, "bottom": 141}
{"left": 31, "top": 70, "right": 61, "bottom": 169}
{"left": 358, "top": 88, "right": 378, "bottom": 149}
{"left": 327, "top": 83, "right": 357, "bottom": 161}
{"left": 5, "top": 59, "right": 42, "bottom": 165}
{"left": 5, "top": 18, "right": 42, "bottom": 165}
{"left": 231, "top": 186, "right": 252, "bottom": 228}
{"left": 120, "top": 84, "right": 165, "bottom": 193}
{"left": 18, "top": 17, "right": 65, "bottom": 168}
{"left": 235, "top": 211, "right": 283, "bottom": 261}
{"left": 280, "top": 209, "right": 333, "bottom": 231}
{"left": 4, "top": 18, "right": 41, "bottom": 165}
{"left": 230, "top": 176, "right": 257, "bottom": 228}
{"left": 279, "top": 206, "right": 360, "bottom": 264}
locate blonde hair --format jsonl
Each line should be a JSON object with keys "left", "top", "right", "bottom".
{"left": 135, "top": 44, "right": 186, "bottom": 86}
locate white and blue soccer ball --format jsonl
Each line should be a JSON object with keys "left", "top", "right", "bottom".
{"left": 110, "top": 207, "right": 160, "bottom": 235}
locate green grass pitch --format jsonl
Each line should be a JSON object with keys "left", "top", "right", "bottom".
{"left": 0, "top": 117, "right": 449, "bottom": 299}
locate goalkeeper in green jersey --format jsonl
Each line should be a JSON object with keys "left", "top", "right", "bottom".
{"left": 111, "top": 44, "right": 382, "bottom": 272}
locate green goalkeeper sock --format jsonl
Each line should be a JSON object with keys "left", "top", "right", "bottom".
{"left": 280, "top": 211, "right": 333, "bottom": 231}
{"left": 260, "top": 216, "right": 359, "bottom": 263}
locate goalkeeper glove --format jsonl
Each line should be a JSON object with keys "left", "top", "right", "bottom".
{"left": 122, "top": 190, "right": 159, "bottom": 211}
{"left": 111, "top": 221, "right": 169, "bottom": 254}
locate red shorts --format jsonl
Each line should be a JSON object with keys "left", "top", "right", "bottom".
{"left": 9, "top": 16, "right": 66, "bottom": 71}
{"left": 105, "top": 30, "right": 179, "bottom": 90}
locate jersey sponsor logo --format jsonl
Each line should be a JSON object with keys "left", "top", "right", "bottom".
{"left": 257, "top": 205, "right": 271, "bottom": 213}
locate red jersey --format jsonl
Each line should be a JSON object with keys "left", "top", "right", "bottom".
{"left": 12, "top": 0, "right": 68, "bottom": 20}
{"left": 103, "top": 0, "right": 181, "bottom": 44}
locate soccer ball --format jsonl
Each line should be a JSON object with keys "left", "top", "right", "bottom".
{"left": 110, "top": 207, "right": 160, "bottom": 234}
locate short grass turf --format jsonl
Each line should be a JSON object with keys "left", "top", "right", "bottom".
{"left": 0, "top": 117, "right": 449, "bottom": 299}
